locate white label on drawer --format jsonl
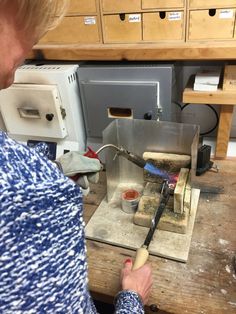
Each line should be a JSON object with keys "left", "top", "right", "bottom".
{"left": 84, "top": 17, "right": 96, "bottom": 25}
{"left": 129, "top": 14, "right": 141, "bottom": 23}
{"left": 219, "top": 9, "right": 233, "bottom": 19}
{"left": 168, "top": 12, "right": 182, "bottom": 21}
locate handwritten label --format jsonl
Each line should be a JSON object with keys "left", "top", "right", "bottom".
{"left": 129, "top": 14, "right": 141, "bottom": 23}
{"left": 168, "top": 12, "right": 182, "bottom": 21}
{"left": 84, "top": 17, "right": 96, "bottom": 25}
{"left": 219, "top": 9, "right": 233, "bottom": 19}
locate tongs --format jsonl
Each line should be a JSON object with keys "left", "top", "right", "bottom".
{"left": 133, "top": 180, "right": 172, "bottom": 270}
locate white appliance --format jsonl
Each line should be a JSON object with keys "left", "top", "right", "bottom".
{"left": 0, "top": 64, "right": 86, "bottom": 159}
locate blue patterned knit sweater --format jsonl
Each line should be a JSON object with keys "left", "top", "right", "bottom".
{"left": 0, "top": 132, "right": 143, "bottom": 314}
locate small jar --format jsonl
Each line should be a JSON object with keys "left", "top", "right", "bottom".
{"left": 121, "top": 189, "right": 140, "bottom": 214}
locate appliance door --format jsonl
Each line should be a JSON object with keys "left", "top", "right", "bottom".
{"left": 79, "top": 80, "right": 159, "bottom": 137}
{"left": 0, "top": 84, "right": 67, "bottom": 139}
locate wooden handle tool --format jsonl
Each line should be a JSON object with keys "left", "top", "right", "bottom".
{"left": 132, "top": 180, "right": 172, "bottom": 270}
{"left": 132, "top": 246, "right": 149, "bottom": 270}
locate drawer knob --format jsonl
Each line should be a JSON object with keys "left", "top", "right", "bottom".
{"left": 144, "top": 112, "right": 152, "bottom": 120}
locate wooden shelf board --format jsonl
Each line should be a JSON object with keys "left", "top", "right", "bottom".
{"left": 183, "top": 76, "right": 236, "bottom": 159}
{"left": 30, "top": 41, "right": 236, "bottom": 61}
{"left": 183, "top": 78, "right": 236, "bottom": 105}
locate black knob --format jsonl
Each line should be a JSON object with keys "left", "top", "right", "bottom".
{"left": 150, "top": 304, "right": 159, "bottom": 312}
{"left": 45, "top": 113, "right": 54, "bottom": 121}
{"left": 144, "top": 112, "right": 152, "bottom": 120}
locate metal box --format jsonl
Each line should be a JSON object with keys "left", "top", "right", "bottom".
{"left": 0, "top": 64, "right": 86, "bottom": 158}
{"left": 78, "top": 63, "right": 179, "bottom": 151}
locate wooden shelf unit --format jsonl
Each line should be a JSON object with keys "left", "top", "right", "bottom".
{"left": 183, "top": 76, "right": 236, "bottom": 159}
{"left": 31, "top": 0, "right": 236, "bottom": 61}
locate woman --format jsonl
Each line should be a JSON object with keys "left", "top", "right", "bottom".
{"left": 0, "top": 1, "right": 152, "bottom": 313}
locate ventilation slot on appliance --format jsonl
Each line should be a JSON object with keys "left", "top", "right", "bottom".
{"left": 68, "top": 73, "right": 76, "bottom": 84}
{"left": 107, "top": 107, "right": 133, "bottom": 119}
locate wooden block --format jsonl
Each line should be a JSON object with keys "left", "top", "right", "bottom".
{"left": 223, "top": 65, "right": 236, "bottom": 91}
{"left": 174, "top": 168, "right": 189, "bottom": 214}
{"left": 143, "top": 152, "right": 190, "bottom": 183}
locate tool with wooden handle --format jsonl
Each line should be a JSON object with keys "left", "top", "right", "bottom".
{"left": 132, "top": 181, "right": 172, "bottom": 270}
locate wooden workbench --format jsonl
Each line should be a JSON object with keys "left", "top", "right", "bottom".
{"left": 83, "top": 160, "right": 236, "bottom": 314}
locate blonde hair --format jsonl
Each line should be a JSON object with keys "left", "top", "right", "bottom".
{"left": 1, "top": 0, "right": 69, "bottom": 37}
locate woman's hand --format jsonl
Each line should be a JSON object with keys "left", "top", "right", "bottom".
{"left": 120, "top": 258, "right": 153, "bottom": 305}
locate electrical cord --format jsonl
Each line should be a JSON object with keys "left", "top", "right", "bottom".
{"left": 177, "top": 102, "right": 219, "bottom": 136}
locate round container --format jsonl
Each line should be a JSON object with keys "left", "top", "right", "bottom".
{"left": 121, "top": 189, "right": 140, "bottom": 214}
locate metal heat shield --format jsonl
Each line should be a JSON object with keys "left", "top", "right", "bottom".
{"left": 102, "top": 119, "right": 199, "bottom": 202}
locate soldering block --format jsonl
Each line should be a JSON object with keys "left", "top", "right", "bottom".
{"left": 134, "top": 194, "right": 191, "bottom": 234}
{"left": 133, "top": 179, "right": 192, "bottom": 234}
{"left": 142, "top": 182, "right": 174, "bottom": 207}
{"left": 174, "top": 168, "right": 190, "bottom": 214}
{"left": 143, "top": 152, "right": 191, "bottom": 183}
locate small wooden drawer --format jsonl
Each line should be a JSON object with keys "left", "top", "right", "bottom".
{"left": 101, "top": 0, "right": 141, "bottom": 13}
{"left": 39, "top": 16, "right": 101, "bottom": 44}
{"left": 188, "top": 0, "right": 236, "bottom": 9}
{"left": 142, "top": 0, "right": 185, "bottom": 10}
{"left": 188, "top": 8, "right": 235, "bottom": 40}
{"left": 103, "top": 14, "right": 142, "bottom": 43}
{"left": 68, "top": 0, "right": 97, "bottom": 14}
{"left": 143, "top": 11, "right": 184, "bottom": 41}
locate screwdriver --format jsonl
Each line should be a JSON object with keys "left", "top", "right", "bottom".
{"left": 132, "top": 180, "right": 172, "bottom": 270}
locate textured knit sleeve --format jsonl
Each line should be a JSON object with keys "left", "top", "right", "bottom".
{"left": 0, "top": 132, "right": 98, "bottom": 314}
{"left": 114, "top": 290, "right": 144, "bottom": 314}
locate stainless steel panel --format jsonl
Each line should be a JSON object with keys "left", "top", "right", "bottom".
{"left": 103, "top": 119, "right": 199, "bottom": 201}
